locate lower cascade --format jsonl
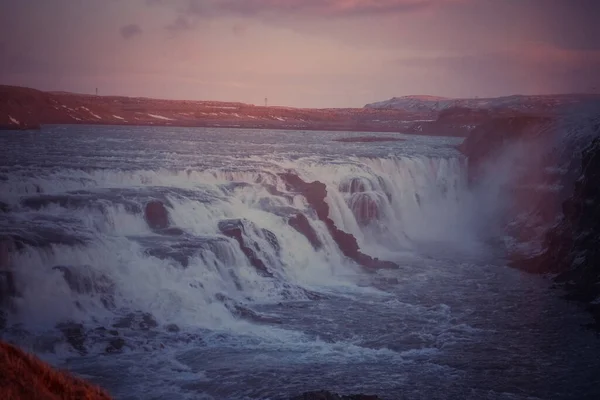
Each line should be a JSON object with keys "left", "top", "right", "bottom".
{"left": 0, "top": 145, "right": 468, "bottom": 339}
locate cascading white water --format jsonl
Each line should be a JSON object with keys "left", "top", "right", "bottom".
{"left": 0, "top": 152, "right": 480, "bottom": 337}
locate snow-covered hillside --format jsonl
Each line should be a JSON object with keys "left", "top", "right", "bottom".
{"left": 365, "top": 94, "right": 600, "bottom": 113}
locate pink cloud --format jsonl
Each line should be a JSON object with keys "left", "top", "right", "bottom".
{"left": 185, "top": 0, "right": 460, "bottom": 17}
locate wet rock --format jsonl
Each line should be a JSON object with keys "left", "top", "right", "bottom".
{"left": 0, "top": 271, "right": 17, "bottom": 305}
{"left": 145, "top": 200, "right": 170, "bottom": 230}
{"left": 57, "top": 322, "right": 87, "bottom": 355}
{"left": 290, "top": 391, "right": 382, "bottom": 400}
{"left": 165, "top": 323, "right": 180, "bottom": 333}
{"left": 105, "top": 337, "right": 125, "bottom": 354}
{"left": 0, "top": 201, "right": 9, "bottom": 213}
{"left": 53, "top": 266, "right": 113, "bottom": 295}
{"left": 339, "top": 177, "right": 370, "bottom": 194}
{"left": 52, "top": 266, "right": 115, "bottom": 308}
{"left": 140, "top": 235, "right": 230, "bottom": 268}
{"left": 157, "top": 227, "right": 185, "bottom": 236}
{"left": 215, "top": 293, "right": 281, "bottom": 324}
{"left": 1, "top": 228, "right": 88, "bottom": 249}
{"left": 288, "top": 213, "right": 322, "bottom": 250}
{"left": 348, "top": 193, "right": 382, "bottom": 225}
{"left": 113, "top": 312, "right": 158, "bottom": 331}
{"left": 218, "top": 219, "right": 274, "bottom": 277}
{"left": 261, "top": 228, "right": 281, "bottom": 255}
{"left": 280, "top": 173, "right": 397, "bottom": 270}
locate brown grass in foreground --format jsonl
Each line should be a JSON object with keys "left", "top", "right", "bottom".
{"left": 0, "top": 341, "right": 112, "bottom": 400}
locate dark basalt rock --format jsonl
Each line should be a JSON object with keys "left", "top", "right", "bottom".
{"left": 0, "top": 271, "right": 17, "bottom": 305}
{"left": 348, "top": 193, "right": 383, "bottom": 225}
{"left": 288, "top": 213, "right": 322, "bottom": 250}
{"left": 218, "top": 219, "right": 275, "bottom": 277}
{"left": 261, "top": 228, "right": 281, "bottom": 255}
{"left": 290, "top": 391, "right": 382, "bottom": 400}
{"left": 113, "top": 312, "right": 158, "bottom": 331}
{"left": 53, "top": 266, "right": 113, "bottom": 295}
{"left": 215, "top": 293, "right": 282, "bottom": 324}
{"left": 473, "top": 116, "right": 600, "bottom": 328}
{"left": 339, "top": 177, "right": 371, "bottom": 194}
{"left": 156, "top": 227, "right": 185, "bottom": 236}
{"left": 0, "top": 201, "right": 9, "bottom": 213}
{"left": 57, "top": 322, "right": 87, "bottom": 355}
{"left": 144, "top": 200, "right": 170, "bottom": 230}
{"left": 279, "top": 173, "right": 398, "bottom": 270}
{"left": 105, "top": 337, "right": 126, "bottom": 354}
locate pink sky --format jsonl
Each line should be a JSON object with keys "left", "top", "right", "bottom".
{"left": 1, "top": 0, "right": 599, "bottom": 107}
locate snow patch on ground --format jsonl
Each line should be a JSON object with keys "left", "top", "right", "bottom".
{"left": 80, "top": 106, "right": 102, "bottom": 119}
{"left": 8, "top": 116, "right": 19, "bottom": 125}
{"left": 113, "top": 115, "right": 125, "bottom": 120}
{"left": 147, "top": 113, "right": 174, "bottom": 121}
{"left": 274, "top": 117, "right": 286, "bottom": 122}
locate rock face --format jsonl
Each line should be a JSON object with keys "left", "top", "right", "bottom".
{"left": 290, "top": 391, "right": 382, "bottom": 400}
{"left": 517, "top": 136, "right": 600, "bottom": 327}
{"left": 0, "top": 340, "right": 112, "bottom": 399}
{"left": 459, "top": 115, "right": 553, "bottom": 184}
{"left": 462, "top": 111, "right": 600, "bottom": 328}
{"left": 144, "top": 200, "right": 170, "bottom": 230}
{"left": 279, "top": 173, "right": 397, "bottom": 269}
{"left": 288, "top": 213, "right": 322, "bottom": 250}
{"left": 218, "top": 219, "right": 277, "bottom": 277}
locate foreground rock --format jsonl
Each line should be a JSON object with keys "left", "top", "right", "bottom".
{"left": 0, "top": 340, "right": 111, "bottom": 399}
{"left": 279, "top": 173, "right": 397, "bottom": 269}
{"left": 290, "top": 391, "right": 382, "bottom": 400}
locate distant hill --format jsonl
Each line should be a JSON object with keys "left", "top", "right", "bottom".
{"left": 365, "top": 94, "right": 600, "bottom": 114}
{"left": 0, "top": 85, "right": 430, "bottom": 133}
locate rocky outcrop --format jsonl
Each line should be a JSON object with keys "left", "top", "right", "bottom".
{"left": 0, "top": 340, "right": 112, "bottom": 399}
{"left": 459, "top": 115, "right": 553, "bottom": 184}
{"left": 144, "top": 200, "right": 170, "bottom": 230}
{"left": 279, "top": 173, "right": 397, "bottom": 269}
{"left": 288, "top": 213, "right": 322, "bottom": 250}
{"left": 218, "top": 219, "right": 277, "bottom": 277}
{"left": 462, "top": 111, "right": 600, "bottom": 328}
{"left": 52, "top": 266, "right": 115, "bottom": 309}
{"left": 348, "top": 193, "right": 383, "bottom": 225}
{"left": 290, "top": 391, "right": 382, "bottom": 400}
{"left": 516, "top": 136, "right": 600, "bottom": 327}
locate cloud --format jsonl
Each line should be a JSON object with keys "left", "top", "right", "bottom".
{"left": 232, "top": 23, "right": 247, "bottom": 36}
{"left": 120, "top": 24, "right": 142, "bottom": 39}
{"left": 183, "top": 0, "right": 457, "bottom": 18}
{"left": 395, "top": 48, "right": 600, "bottom": 95}
{"left": 166, "top": 16, "right": 193, "bottom": 33}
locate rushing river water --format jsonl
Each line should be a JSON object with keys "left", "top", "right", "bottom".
{"left": 0, "top": 125, "right": 599, "bottom": 400}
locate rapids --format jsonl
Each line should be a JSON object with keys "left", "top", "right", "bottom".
{"left": 0, "top": 126, "right": 599, "bottom": 400}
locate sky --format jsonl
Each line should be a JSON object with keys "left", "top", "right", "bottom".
{"left": 1, "top": 0, "right": 599, "bottom": 108}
